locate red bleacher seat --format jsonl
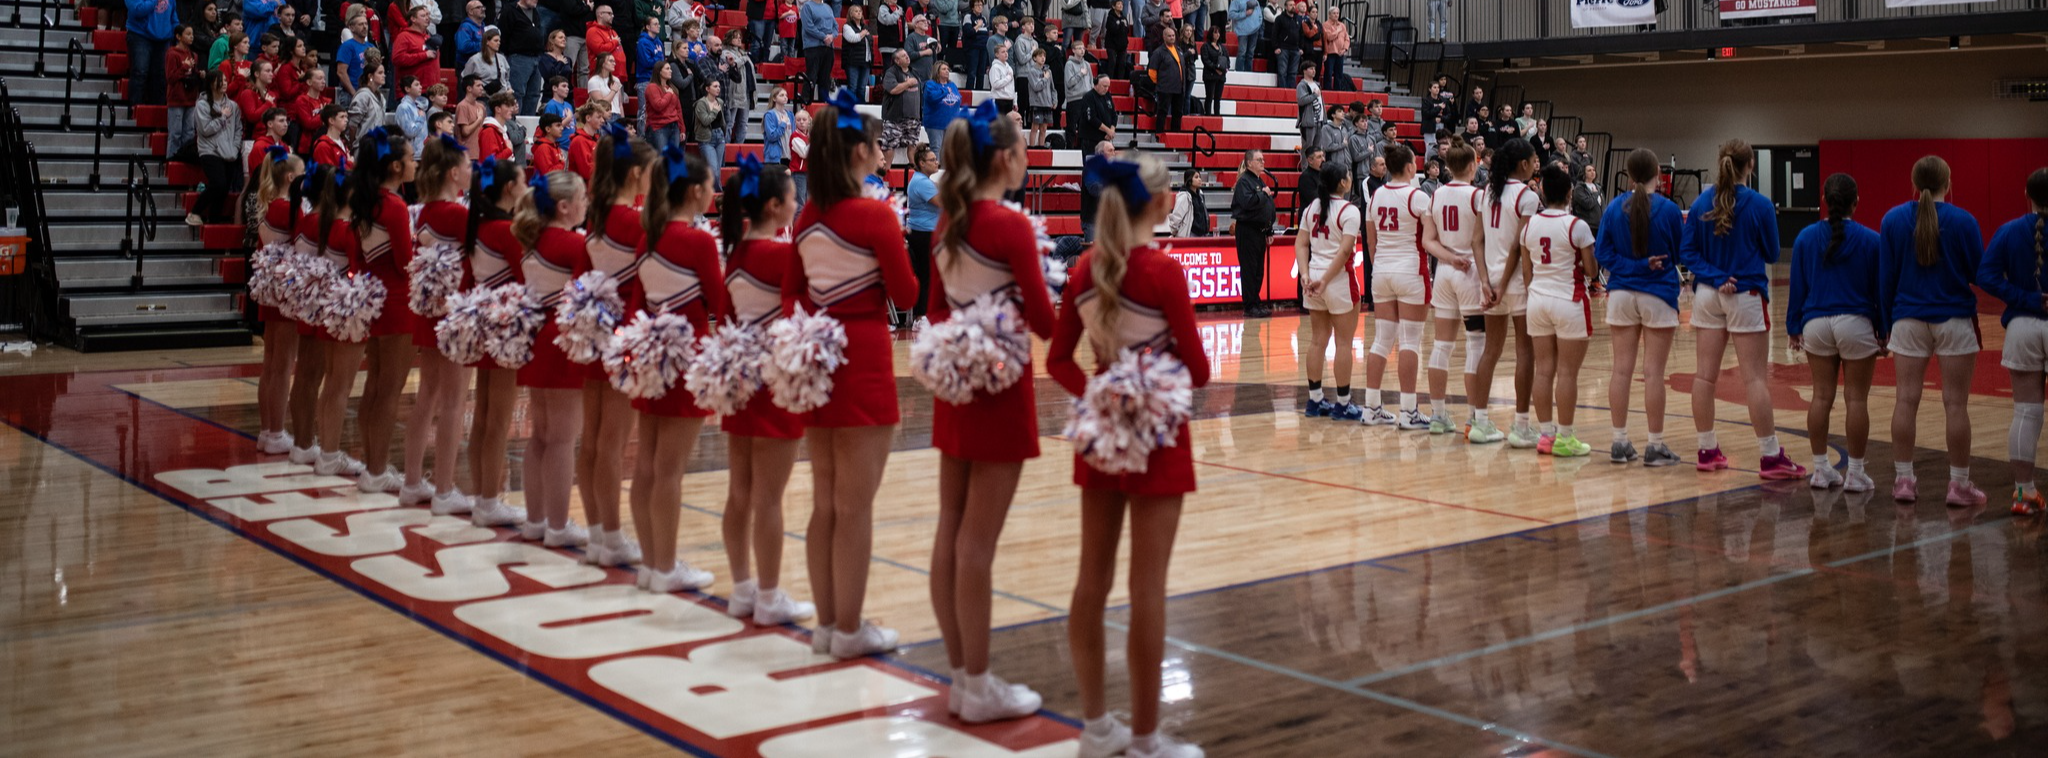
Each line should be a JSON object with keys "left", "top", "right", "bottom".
{"left": 201, "top": 224, "right": 243, "bottom": 248}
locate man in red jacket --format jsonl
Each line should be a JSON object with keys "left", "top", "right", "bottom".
{"left": 392, "top": 4, "right": 441, "bottom": 90}
{"left": 585, "top": 4, "right": 625, "bottom": 88}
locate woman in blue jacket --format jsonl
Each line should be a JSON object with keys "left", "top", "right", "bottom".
{"left": 1787, "top": 173, "right": 1882, "bottom": 493}
{"left": 921, "top": 60, "right": 962, "bottom": 147}
{"left": 1879, "top": 155, "right": 1985, "bottom": 506}
{"left": 1977, "top": 168, "right": 2048, "bottom": 516}
{"left": 1680, "top": 139, "right": 1804, "bottom": 480}
{"left": 1595, "top": 148, "right": 1683, "bottom": 467}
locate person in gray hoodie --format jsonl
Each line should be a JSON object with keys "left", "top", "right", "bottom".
{"left": 189, "top": 70, "right": 243, "bottom": 225}
{"left": 1318, "top": 105, "right": 1353, "bottom": 180}
{"left": 1295, "top": 62, "right": 1322, "bottom": 158}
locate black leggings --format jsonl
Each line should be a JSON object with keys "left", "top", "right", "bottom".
{"left": 906, "top": 229, "right": 933, "bottom": 318}
{"left": 805, "top": 47, "right": 836, "bottom": 102}
{"left": 195, "top": 155, "right": 234, "bottom": 222}
{"left": 1235, "top": 226, "right": 1266, "bottom": 308}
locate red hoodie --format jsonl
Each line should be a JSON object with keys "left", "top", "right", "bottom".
{"left": 585, "top": 22, "right": 625, "bottom": 83}
{"left": 392, "top": 27, "right": 440, "bottom": 89}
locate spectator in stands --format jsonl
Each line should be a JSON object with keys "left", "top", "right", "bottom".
{"left": 695, "top": 79, "right": 727, "bottom": 173}
{"left": 642, "top": 59, "right": 683, "bottom": 150}
{"left": 879, "top": 49, "right": 924, "bottom": 155}
{"left": 1426, "top": 0, "right": 1449, "bottom": 41}
{"left": 762, "top": 86, "right": 794, "bottom": 162}
{"left": 312, "top": 104, "right": 350, "bottom": 167}
{"left": 236, "top": 59, "right": 280, "bottom": 132}
{"left": 530, "top": 113, "right": 566, "bottom": 172}
{"left": 454, "top": 74, "right": 487, "bottom": 150}
{"left": 284, "top": 67, "right": 327, "bottom": 151}
{"left": 1418, "top": 81, "right": 1444, "bottom": 135}
{"left": 800, "top": 0, "right": 836, "bottom": 101}
{"left": 499, "top": 0, "right": 545, "bottom": 114}
{"left": 1148, "top": 25, "right": 1188, "bottom": 136}
{"left": 842, "top": 5, "right": 874, "bottom": 100}
{"left": 629, "top": 15, "right": 663, "bottom": 124}
{"left": 750, "top": 0, "right": 779, "bottom": 60}
{"left": 249, "top": 108, "right": 289, "bottom": 173}
{"left": 586, "top": 5, "right": 627, "bottom": 88}
{"left": 270, "top": 4, "right": 298, "bottom": 48}
{"left": 1228, "top": 0, "right": 1259, "bottom": 71}
{"left": 167, "top": 25, "right": 202, "bottom": 157}
{"left": 218, "top": 32, "right": 251, "bottom": 95}
{"left": 1491, "top": 105, "right": 1518, "bottom": 143}
{"left": 1456, "top": 114, "right": 1479, "bottom": 144}
{"left": 1059, "top": 0, "right": 1085, "bottom": 45}
{"left": 1232, "top": 150, "right": 1275, "bottom": 316}
{"left": 1527, "top": 119, "right": 1550, "bottom": 160}
{"left": 1168, "top": 169, "right": 1210, "bottom": 236}
{"left": 392, "top": 5, "right": 441, "bottom": 89}
{"left": 479, "top": 90, "right": 518, "bottom": 158}
{"left": 189, "top": 2, "right": 217, "bottom": 59}
{"left": 1270, "top": 0, "right": 1300, "bottom": 89}
{"left": 274, "top": 38, "right": 309, "bottom": 104}
{"left": 127, "top": 0, "right": 177, "bottom": 108}
{"left": 1320, "top": 7, "right": 1348, "bottom": 90}
{"left": 1464, "top": 84, "right": 1483, "bottom": 121}
{"left": 1194, "top": 26, "right": 1225, "bottom": 117}
{"left": 567, "top": 101, "right": 602, "bottom": 177}
{"left": 190, "top": 71, "right": 243, "bottom": 225}
{"left": 922, "top": 60, "right": 963, "bottom": 148}
{"left": 1515, "top": 103, "right": 1536, "bottom": 139}
{"left": 907, "top": 16, "right": 938, "bottom": 79}
{"left": 1320, "top": 105, "right": 1352, "bottom": 182}
{"left": 1012, "top": 18, "right": 1039, "bottom": 103}
{"left": 904, "top": 144, "right": 939, "bottom": 328}
{"left": 1572, "top": 162, "right": 1601, "bottom": 232}
{"left": 333, "top": 10, "right": 371, "bottom": 105}
{"left": 720, "top": 30, "right": 757, "bottom": 139}
{"left": 456, "top": 1, "right": 486, "bottom": 61}
{"left": 779, "top": 0, "right": 801, "bottom": 61}
{"left": 1102, "top": 1, "right": 1130, "bottom": 80}
{"left": 1296, "top": 147, "right": 1323, "bottom": 223}
{"left": 208, "top": 15, "right": 242, "bottom": 69}
{"left": 1572, "top": 135, "right": 1593, "bottom": 175}
{"left": 541, "top": 76, "right": 573, "bottom": 137}
{"left": 346, "top": 60, "right": 387, "bottom": 142}
{"left": 244, "top": 0, "right": 283, "bottom": 48}
{"left": 537, "top": 27, "right": 574, "bottom": 90}
{"left": 1024, "top": 48, "right": 1056, "bottom": 147}
{"left": 1292, "top": 61, "right": 1322, "bottom": 155}
{"left": 427, "top": 109, "right": 455, "bottom": 144}
{"left": 466, "top": 27, "right": 511, "bottom": 93}
{"left": 1297, "top": 3, "right": 1320, "bottom": 76}
{"left": 394, "top": 75, "right": 429, "bottom": 153}
{"left": 966, "top": 3, "right": 996, "bottom": 88}
{"left": 789, "top": 108, "right": 810, "bottom": 205}
{"left": 588, "top": 54, "right": 624, "bottom": 118}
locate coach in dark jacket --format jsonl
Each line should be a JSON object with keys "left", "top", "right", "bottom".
{"left": 1231, "top": 152, "right": 1276, "bottom": 317}
{"left": 501, "top": 0, "right": 546, "bottom": 114}
{"left": 1146, "top": 26, "right": 1188, "bottom": 136}
{"left": 1070, "top": 75, "right": 1118, "bottom": 150}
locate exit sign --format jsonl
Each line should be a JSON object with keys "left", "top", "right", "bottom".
{"left": 1718, "top": 47, "right": 1738, "bottom": 58}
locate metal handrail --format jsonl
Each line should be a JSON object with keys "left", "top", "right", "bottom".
{"left": 127, "top": 165, "right": 157, "bottom": 290}
{"left": 33, "top": 11, "right": 53, "bottom": 76}
{"left": 88, "top": 92, "right": 111, "bottom": 189}
{"left": 1190, "top": 125, "right": 1216, "bottom": 158}
{"left": 58, "top": 37, "right": 81, "bottom": 129}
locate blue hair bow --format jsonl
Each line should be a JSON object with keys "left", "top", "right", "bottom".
{"left": 365, "top": 127, "right": 391, "bottom": 161}
{"left": 1083, "top": 155, "right": 1150, "bottom": 207}
{"left": 735, "top": 153, "right": 763, "bottom": 198}
{"left": 826, "top": 89, "right": 865, "bottom": 133}
{"left": 530, "top": 172, "right": 556, "bottom": 216}
{"left": 661, "top": 143, "right": 693, "bottom": 185}
{"left": 604, "top": 121, "right": 633, "bottom": 161}
{"left": 300, "top": 161, "right": 324, "bottom": 193}
{"left": 334, "top": 169, "right": 348, "bottom": 187}
{"left": 437, "top": 133, "right": 467, "bottom": 153}
{"left": 476, "top": 156, "right": 500, "bottom": 191}
{"left": 265, "top": 144, "right": 289, "bottom": 163}
{"left": 964, "top": 99, "right": 999, "bottom": 156}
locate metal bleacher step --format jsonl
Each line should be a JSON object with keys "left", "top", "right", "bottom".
{"left": 0, "top": 25, "right": 87, "bottom": 47}
{"left": 5, "top": 76, "right": 121, "bottom": 100}
{"left": 46, "top": 222, "right": 206, "bottom": 254}
{"left": 49, "top": 255, "right": 236, "bottom": 290}
{"left": 0, "top": 50, "right": 112, "bottom": 76}
{"left": 17, "top": 129, "right": 154, "bottom": 153}
{"left": 42, "top": 189, "right": 186, "bottom": 217}
{"left": 59, "top": 289, "right": 246, "bottom": 328}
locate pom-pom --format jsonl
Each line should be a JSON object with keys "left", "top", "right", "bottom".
{"left": 434, "top": 286, "right": 492, "bottom": 363}
{"left": 276, "top": 253, "right": 338, "bottom": 323}
{"left": 248, "top": 240, "right": 295, "bottom": 306}
{"left": 480, "top": 284, "right": 544, "bottom": 368}
{"left": 1003, "top": 200, "right": 1064, "bottom": 297}
{"left": 406, "top": 240, "right": 466, "bottom": 318}
{"left": 319, "top": 271, "right": 389, "bottom": 343}
{"left": 762, "top": 305, "right": 848, "bottom": 414}
{"left": 1042, "top": 254, "right": 1069, "bottom": 295}
{"left": 1064, "top": 348, "right": 1194, "bottom": 475}
{"left": 602, "top": 311, "right": 699, "bottom": 399}
{"left": 684, "top": 324, "right": 767, "bottom": 416}
{"left": 552, "top": 270, "right": 624, "bottom": 364}
{"left": 909, "top": 294, "right": 1030, "bottom": 405}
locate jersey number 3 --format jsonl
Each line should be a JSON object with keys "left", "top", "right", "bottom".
{"left": 1538, "top": 238, "right": 1554, "bottom": 264}
{"left": 1376, "top": 208, "right": 1401, "bottom": 232}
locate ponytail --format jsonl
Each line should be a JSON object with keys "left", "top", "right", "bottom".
{"left": 720, "top": 163, "right": 793, "bottom": 257}
{"left": 1623, "top": 148, "right": 1658, "bottom": 259}
{"left": 346, "top": 127, "right": 410, "bottom": 238}
{"left": 1820, "top": 172, "right": 1857, "bottom": 265}
{"left": 515, "top": 170, "right": 585, "bottom": 249}
{"left": 465, "top": 158, "right": 523, "bottom": 259}
{"left": 1705, "top": 139, "right": 1753, "bottom": 238}
{"left": 1910, "top": 155, "right": 1950, "bottom": 267}
{"left": 2027, "top": 168, "right": 2048, "bottom": 273}
{"left": 936, "top": 108, "right": 1021, "bottom": 276}
{"left": 807, "top": 100, "right": 881, "bottom": 212}
{"left": 642, "top": 149, "right": 713, "bottom": 251}
{"left": 1313, "top": 163, "right": 1345, "bottom": 238}
{"left": 1486, "top": 137, "right": 1534, "bottom": 206}
{"left": 589, "top": 125, "right": 657, "bottom": 239}
{"left": 1086, "top": 155, "right": 1169, "bottom": 340}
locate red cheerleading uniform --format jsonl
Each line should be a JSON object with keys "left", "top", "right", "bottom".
{"left": 291, "top": 212, "right": 332, "bottom": 338}
{"left": 925, "top": 201, "right": 1058, "bottom": 461}
{"left": 346, "top": 188, "right": 416, "bottom": 339}
{"left": 412, "top": 200, "right": 472, "bottom": 350}
{"left": 469, "top": 215, "right": 526, "bottom": 370}
{"left": 783, "top": 197, "right": 917, "bottom": 427}
{"left": 630, "top": 221, "right": 726, "bottom": 418}
{"left": 586, "top": 203, "right": 648, "bottom": 381}
{"left": 722, "top": 239, "right": 803, "bottom": 440}
{"left": 257, "top": 197, "right": 295, "bottom": 323}
{"left": 518, "top": 226, "right": 594, "bottom": 389}
{"left": 1046, "top": 245, "right": 1212, "bottom": 497}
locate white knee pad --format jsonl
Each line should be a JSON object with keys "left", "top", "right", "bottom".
{"left": 2014, "top": 402, "right": 2044, "bottom": 463}
{"left": 1398, "top": 321, "right": 1425, "bottom": 355}
{"left": 1464, "top": 332, "right": 1486, "bottom": 373}
{"left": 1429, "top": 340, "right": 1454, "bottom": 372}
{"left": 1369, "top": 321, "right": 1396, "bottom": 358}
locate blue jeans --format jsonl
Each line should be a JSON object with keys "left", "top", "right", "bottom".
{"left": 508, "top": 54, "right": 542, "bottom": 114}
{"left": 966, "top": 47, "right": 988, "bottom": 89}
{"left": 648, "top": 123, "right": 679, "bottom": 152}
{"left": 1322, "top": 54, "right": 1345, "bottom": 88}
{"left": 701, "top": 129, "right": 727, "bottom": 176}
{"left": 167, "top": 105, "right": 195, "bottom": 157}
{"left": 1234, "top": 26, "right": 1261, "bottom": 72}
{"left": 127, "top": 33, "right": 167, "bottom": 106}
{"left": 844, "top": 66, "right": 872, "bottom": 101}
{"left": 925, "top": 126, "right": 945, "bottom": 148}
{"left": 1428, "top": 0, "right": 1450, "bottom": 39}
{"left": 1276, "top": 48, "right": 1299, "bottom": 89}
{"left": 749, "top": 19, "right": 773, "bottom": 61}
{"left": 793, "top": 172, "right": 808, "bottom": 211}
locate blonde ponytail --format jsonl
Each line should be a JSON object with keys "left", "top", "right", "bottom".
{"left": 1705, "top": 139, "right": 1752, "bottom": 238}
{"left": 1910, "top": 155, "right": 1950, "bottom": 268}
{"left": 1086, "top": 154, "right": 1170, "bottom": 340}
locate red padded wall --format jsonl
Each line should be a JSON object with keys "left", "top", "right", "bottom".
{"left": 1820, "top": 139, "right": 2048, "bottom": 242}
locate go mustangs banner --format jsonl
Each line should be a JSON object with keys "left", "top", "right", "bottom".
{"left": 1885, "top": 0, "right": 1988, "bottom": 6}
{"left": 1571, "top": 0, "right": 1657, "bottom": 28}
{"left": 1720, "top": 0, "right": 1816, "bottom": 19}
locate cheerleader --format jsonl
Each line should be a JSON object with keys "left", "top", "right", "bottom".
{"left": 923, "top": 104, "right": 1056, "bottom": 722}
{"left": 715, "top": 159, "right": 816, "bottom": 625}
{"left": 462, "top": 157, "right": 532, "bottom": 527}
{"left": 1362, "top": 142, "right": 1441, "bottom": 430}
{"left": 1048, "top": 153, "right": 1210, "bottom": 758}
{"left": 399, "top": 135, "right": 475, "bottom": 514}
{"left": 1425, "top": 137, "right": 1485, "bottom": 436}
{"left": 624, "top": 147, "right": 721, "bottom": 591}
{"left": 330, "top": 128, "right": 419, "bottom": 494}
{"left": 1787, "top": 173, "right": 1881, "bottom": 491}
{"left": 1681, "top": 139, "right": 1804, "bottom": 479}
{"left": 1878, "top": 155, "right": 1983, "bottom": 504}
{"left": 1595, "top": 148, "right": 1684, "bottom": 467}
{"left": 250, "top": 147, "right": 303, "bottom": 455}
{"left": 517, "top": 171, "right": 595, "bottom": 544}
{"left": 1980, "top": 168, "right": 2048, "bottom": 515}
{"left": 1472, "top": 138, "right": 1541, "bottom": 446}
{"left": 576, "top": 123, "right": 658, "bottom": 563}
{"left": 781, "top": 91, "right": 918, "bottom": 660}
{"left": 1295, "top": 163, "right": 1364, "bottom": 420}
{"left": 312, "top": 163, "right": 383, "bottom": 479}
{"left": 1514, "top": 163, "right": 1600, "bottom": 458}
{"left": 288, "top": 164, "right": 357, "bottom": 475}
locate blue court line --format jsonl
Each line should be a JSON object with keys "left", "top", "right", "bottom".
{"left": 1344, "top": 517, "right": 2010, "bottom": 688}
{"left": 112, "top": 385, "right": 262, "bottom": 441}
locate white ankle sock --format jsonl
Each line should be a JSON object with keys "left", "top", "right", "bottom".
{"left": 1647, "top": 431, "right": 1664, "bottom": 445}
{"left": 1400, "top": 392, "right": 1418, "bottom": 412}
{"left": 1759, "top": 435, "right": 1782, "bottom": 457}
{"left": 1813, "top": 454, "right": 1831, "bottom": 472}
{"left": 1541, "top": 421, "right": 1557, "bottom": 436}
{"left": 1471, "top": 406, "right": 1488, "bottom": 420}
{"left": 1612, "top": 427, "right": 1630, "bottom": 444}
{"left": 1560, "top": 425, "right": 1574, "bottom": 439}
{"left": 1950, "top": 465, "right": 1969, "bottom": 483}
{"left": 1430, "top": 398, "right": 1445, "bottom": 417}
{"left": 1848, "top": 457, "right": 1866, "bottom": 475}
{"left": 1699, "top": 431, "right": 1718, "bottom": 450}
{"left": 1085, "top": 714, "right": 1121, "bottom": 735}
{"left": 2021, "top": 481, "right": 2039, "bottom": 496}
{"left": 1514, "top": 411, "right": 1531, "bottom": 429}
{"left": 1895, "top": 461, "right": 1914, "bottom": 478}
{"left": 1309, "top": 387, "right": 1325, "bottom": 402}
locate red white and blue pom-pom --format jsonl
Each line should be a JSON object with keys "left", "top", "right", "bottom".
{"left": 1002, "top": 200, "right": 1065, "bottom": 296}
{"left": 277, "top": 253, "right": 338, "bottom": 323}
{"left": 553, "top": 270, "right": 624, "bottom": 364}
{"left": 406, "top": 240, "right": 466, "bottom": 318}
{"left": 763, "top": 305, "right": 848, "bottom": 414}
{"left": 909, "top": 293, "right": 1030, "bottom": 405}
{"left": 319, "top": 271, "right": 389, "bottom": 343}
{"left": 1042, "top": 254, "right": 1069, "bottom": 294}
{"left": 602, "top": 311, "right": 699, "bottom": 399}
{"left": 1064, "top": 348, "right": 1195, "bottom": 475}
{"left": 684, "top": 324, "right": 766, "bottom": 416}
{"left": 434, "top": 286, "right": 492, "bottom": 364}
{"left": 248, "top": 240, "right": 295, "bottom": 306}
{"left": 480, "top": 284, "right": 544, "bottom": 368}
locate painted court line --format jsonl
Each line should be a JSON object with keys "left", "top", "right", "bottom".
{"left": 1192, "top": 459, "right": 1553, "bottom": 524}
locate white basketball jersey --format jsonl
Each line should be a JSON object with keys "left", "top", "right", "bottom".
{"left": 1368, "top": 183, "right": 1433, "bottom": 275}
{"left": 1519, "top": 210, "right": 1596, "bottom": 302}
{"left": 1478, "top": 180, "right": 1541, "bottom": 282}
{"left": 1298, "top": 197, "right": 1361, "bottom": 278}
{"left": 1431, "top": 183, "right": 1482, "bottom": 260}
